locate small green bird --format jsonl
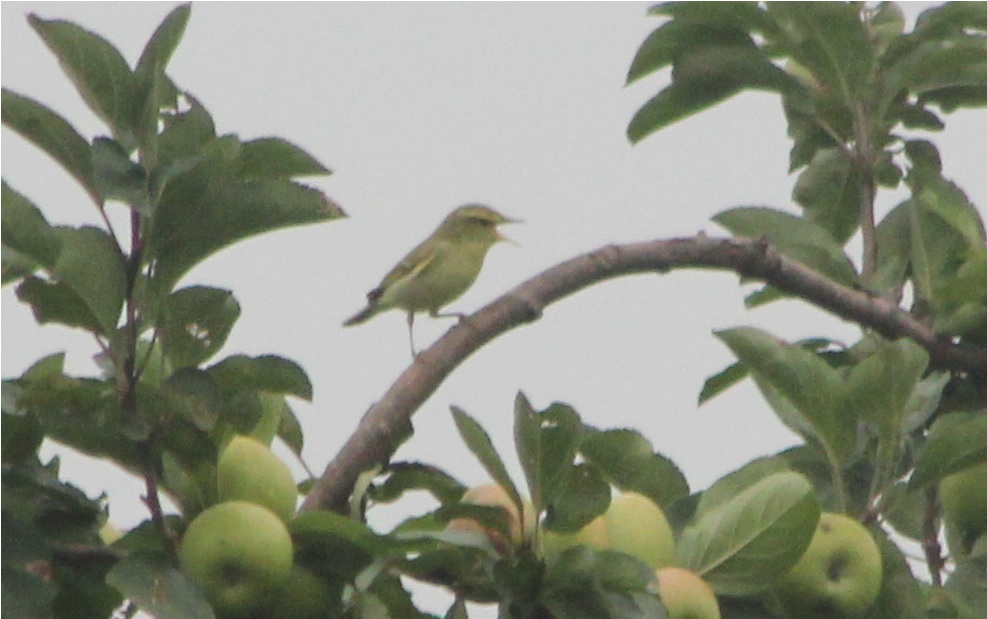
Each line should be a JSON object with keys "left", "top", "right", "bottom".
{"left": 344, "top": 204, "right": 519, "bottom": 356}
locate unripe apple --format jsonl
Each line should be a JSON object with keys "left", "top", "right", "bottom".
{"left": 939, "top": 462, "right": 987, "bottom": 554}
{"left": 539, "top": 515, "right": 609, "bottom": 561}
{"left": 217, "top": 435, "right": 297, "bottom": 523}
{"left": 446, "top": 484, "right": 535, "bottom": 552}
{"left": 775, "top": 512, "right": 883, "bottom": 619}
{"left": 179, "top": 501, "right": 293, "bottom": 617}
{"left": 655, "top": 567, "right": 721, "bottom": 619}
{"left": 603, "top": 492, "right": 675, "bottom": 569}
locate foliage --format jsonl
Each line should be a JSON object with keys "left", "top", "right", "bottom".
{"left": 2, "top": 3, "right": 986, "bottom": 619}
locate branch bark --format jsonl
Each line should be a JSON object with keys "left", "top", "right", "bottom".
{"left": 300, "top": 234, "right": 987, "bottom": 513}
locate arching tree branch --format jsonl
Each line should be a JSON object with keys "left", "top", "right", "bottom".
{"left": 300, "top": 235, "right": 987, "bottom": 513}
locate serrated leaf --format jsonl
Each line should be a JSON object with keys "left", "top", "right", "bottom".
{"left": 713, "top": 207, "right": 858, "bottom": 286}
{"left": 678, "top": 471, "right": 820, "bottom": 595}
{"left": 371, "top": 462, "right": 465, "bottom": 505}
{"left": 845, "top": 338, "right": 929, "bottom": 439}
{"left": 1, "top": 89, "right": 96, "bottom": 197}
{"left": 16, "top": 275, "right": 104, "bottom": 332}
{"left": 27, "top": 14, "right": 136, "bottom": 144}
{"left": 514, "top": 393, "right": 583, "bottom": 516}
{"left": 129, "top": 5, "right": 190, "bottom": 154}
{"left": 767, "top": 3, "right": 874, "bottom": 104}
{"left": 1, "top": 181, "right": 63, "bottom": 271}
{"left": 716, "top": 327, "right": 854, "bottom": 463}
{"left": 791, "top": 148, "right": 859, "bottom": 243}
{"left": 545, "top": 463, "right": 611, "bottom": 533}
{"left": 207, "top": 354, "right": 312, "bottom": 401}
{"left": 160, "top": 286, "right": 240, "bottom": 368}
{"left": 910, "top": 411, "right": 987, "bottom": 489}
{"left": 451, "top": 406, "right": 522, "bottom": 512}
{"left": 580, "top": 428, "right": 688, "bottom": 507}
{"left": 149, "top": 173, "right": 344, "bottom": 288}
{"left": 236, "top": 137, "right": 331, "bottom": 179}
{"left": 51, "top": 226, "right": 125, "bottom": 335}
{"left": 106, "top": 552, "right": 214, "bottom": 619}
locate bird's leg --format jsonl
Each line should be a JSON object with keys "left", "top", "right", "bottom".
{"left": 407, "top": 311, "right": 419, "bottom": 358}
{"left": 431, "top": 309, "right": 468, "bottom": 324}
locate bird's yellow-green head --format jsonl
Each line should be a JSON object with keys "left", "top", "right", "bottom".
{"left": 436, "top": 204, "right": 519, "bottom": 246}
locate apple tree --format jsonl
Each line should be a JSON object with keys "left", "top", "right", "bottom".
{"left": 2, "top": 3, "right": 986, "bottom": 619}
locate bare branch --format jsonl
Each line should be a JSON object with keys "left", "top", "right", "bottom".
{"left": 300, "top": 235, "right": 987, "bottom": 513}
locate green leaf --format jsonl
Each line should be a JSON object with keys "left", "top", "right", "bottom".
{"left": 27, "top": 14, "right": 136, "bottom": 144}
{"left": 451, "top": 406, "right": 523, "bottom": 513}
{"left": 207, "top": 354, "right": 313, "bottom": 401}
{"left": 106, "top": 553, "right": 213, "bottom": 619}
{"left": 291, "top": 511, "right": 394, "bottom": 579}
{"left": 545, "top": 463, "right": 611, "bottom": 533}
{"left": 791, "top": 148, "right": 859, "bottom": 244}
{"left": 693, "top": 456, "right": 792, "bottom": 517}
{"left": 678, "top": 471, "right": 820, "bottom": 595}
{"left": 1, "top": 89, "right": 95, "bottom": 197}
{"left": 766, "top": 3, "right": 874, "bottom": 104}
{"left": 580, "top": 428, "right": 688, "bottom": 508}
{"left": 629, "top": 79, "right": 738, "bottom": 143}
{"left": 909, "top": 412, "right": 987, "bottom": 489}
{"left": 1, "top": 181, "right": 63, "bottom": 271}
{"left": 90, "top": 137, "right": 149, "bottom": 209}
{"left": 514, "top": 393, "right": 583, "bottom": 516}
{"left": 868, "top": 531, "right": 927, "bottom": 619}
{"left": 870, "top": 201, "right": 912, "bottom": 292}
{"left": 15, "top": 276, "right": 103, "bottom": 332}
{"left": 698, "top": 360, "right": 749, "bottom": 405}
{"left": 371, "top": 462, "right": 465, "bottom": 506}
{"left": 541, "top": 547, "right": 666, "bottom": 619}
{"left": 236, "top": 137, "right": 331, "bottom": 179}
{"left": 845, "top": 338, "right": 929, "bottom": 440}
{"left": 136, "top": 4, "right": 191, "bottom": 76}
{"left": 149, "top": 171, "right": 345, "bottom": 288}
{"left": 160, "top": 286, "right": 241, "bottom": 368}
{"left": 51, "top": 226, "right": 126, "bottom": 335}
{"left": 277, "top": 402, "right": 305, "bottom": 457}
{"left": 716, "top": 327, "right": 854, "bottom": 463}
{"left": 882, "top": 481, "right": 927, "bottom": 541}
{"left": 713, "top": 207, "right": 858, "bottom": 286}
{"left": 129, "top": 5, "right": 190, "bottom": 154}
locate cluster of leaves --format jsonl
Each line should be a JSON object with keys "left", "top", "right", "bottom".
{"left": 2, "top": 5, "right": 343, "bottom": 617}
{"left": 624, "top": 2, "right": 987, "bottom": 617}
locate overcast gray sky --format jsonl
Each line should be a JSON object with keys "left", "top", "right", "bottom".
{"left": 3, "top": 2, "right": 984, "bottom": 615}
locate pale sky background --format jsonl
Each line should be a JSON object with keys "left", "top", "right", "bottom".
{"left": 2, "top": 2, "right": 985, "bottom": 616}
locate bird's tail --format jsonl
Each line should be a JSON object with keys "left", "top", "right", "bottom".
{"left": 343, "top": 304, "right": 378, "bottom": 326}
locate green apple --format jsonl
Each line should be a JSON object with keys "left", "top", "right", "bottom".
{"left": 603, "top": 492, "right": 675, "bottom": 569}
{"left": 272, "top": 564, "right": 341, "bottom": 619}
{"left": 655, "top": 567, "right": 721, "bottom": 619}
{"left": 179, "top": 501, "right": 293, "bottom": 617}
{"left": 446, "top": 484, "right": 535, "bottom": 552}
{"left": 218, "top": 435, "right": 297, "bottom": 523}
{"left": 539, "top": 514, "right": 609, "bottom": 561}
{"left": 775, "top": 512, "right": 883, "bottom": 619}
{"left": 939, "top": 462, "right": 987, "bottom": 554}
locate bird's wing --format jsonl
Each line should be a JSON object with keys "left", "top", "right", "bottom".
{"left": 377, "top": 238, "right": 443, "bottom": 292}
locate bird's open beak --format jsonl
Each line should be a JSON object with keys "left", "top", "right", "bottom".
{"left": 496, "top": 217, "right": 522, "bottom": 246}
